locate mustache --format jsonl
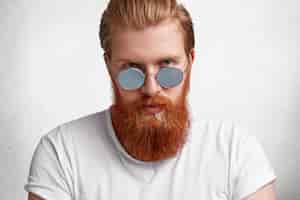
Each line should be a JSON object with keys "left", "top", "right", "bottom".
{"left": 135, "top": 95, "right": 173, "bottom": 109}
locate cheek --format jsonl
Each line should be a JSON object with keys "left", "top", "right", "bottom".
{"left": 165, "top": 77, "right": 189, "bottom": 104}
{"left": 164, "top": 86, "right": 183, "bottom": 103}
{"left": 111, "top": 77, "right": 135, "bottom": 100}
{"left": 118, "top": 89, "right": 140, "bottom": 104}
{"left": 173, "top": 88, "right": 183, "bottom": 100}
{"left": 111, "top": 80, "right": 135, "bottom": 104}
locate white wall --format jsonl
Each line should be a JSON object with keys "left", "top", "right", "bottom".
{"left": 0, "top": 0, "right": 299, "bottom": 199}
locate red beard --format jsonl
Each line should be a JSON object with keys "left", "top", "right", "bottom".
{"left": 110, "top": 70, "right": 191, "bottom": 162}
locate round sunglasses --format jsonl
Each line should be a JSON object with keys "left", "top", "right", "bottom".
{"left": 117, "top": 66, "right": 187, "bottom": 91}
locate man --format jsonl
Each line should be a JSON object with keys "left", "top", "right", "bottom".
{"left": 25, "top": 0, "right": 277, "bottom": 199}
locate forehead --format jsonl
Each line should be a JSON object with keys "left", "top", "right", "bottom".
{"left": 110, "top": 20, "right": 185, "bottom": 63}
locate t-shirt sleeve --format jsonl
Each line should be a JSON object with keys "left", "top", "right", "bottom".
{"left": 229, "top": 124, "right": 277, "bottom": 200}
{"left": 24, "top": 126, "right": 73, "bottom": 200}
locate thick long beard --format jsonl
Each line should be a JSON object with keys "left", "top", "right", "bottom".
{"left": 111, "top": 95, "right": 190, "bottom": 162}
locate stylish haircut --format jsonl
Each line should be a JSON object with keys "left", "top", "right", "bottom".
{"left": 99, "top": 0, "right": 195, "bottom": 57}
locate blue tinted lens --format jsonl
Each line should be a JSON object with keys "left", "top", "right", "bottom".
{"left": 117, "top": 68, "right": 145, "bottom": 90}
{"left": 156, "top": 67, "right": 183, "bottom": 88}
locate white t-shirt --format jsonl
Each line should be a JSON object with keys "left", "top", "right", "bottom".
{"left": 24, "top": 107, "right": 276, "bottom": 200}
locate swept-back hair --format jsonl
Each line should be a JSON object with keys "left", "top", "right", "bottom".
{"left": 99, "top": 0, "right": 195, "bottom": 56}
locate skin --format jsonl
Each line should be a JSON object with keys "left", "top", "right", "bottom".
{"left": 242, "top": 180, "right": 277, "bottom": 200}
{"left": 28, "top": 19, "right": 277, "bottom": 200}
{"left": 105, "top": 19, "right": 195, "bottom": 106}
{"left": 28, "top": 193, "right": 44, "bottom": 200}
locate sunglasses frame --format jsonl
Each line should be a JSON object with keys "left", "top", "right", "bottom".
{"left": 116, "top": 64, "right": 189, "bottom": 91}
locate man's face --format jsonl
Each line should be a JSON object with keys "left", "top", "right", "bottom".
{"left": 105, "top": 19, "right": 194, "bottom": 161}
{"left": 107, "top": 19, "right": 194, "bottom": 107}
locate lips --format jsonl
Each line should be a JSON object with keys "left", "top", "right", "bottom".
{"left": 142, "top": 104, "right": 164, "bottom": 114}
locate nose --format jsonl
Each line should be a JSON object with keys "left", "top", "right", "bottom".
{"left": 140, "top": 71, "right": 162, "bottom": 97}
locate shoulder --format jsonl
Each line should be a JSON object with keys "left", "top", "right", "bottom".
{"left": 189, "top": 119, "right": 246, "bottom": 149}
{"left": 188, "top": 119, "right": 276, "bottom": 199}
{"left": 188, "top": 119, "right": 256, "bottom": 167}
{"left": 42, "top": 109, "right": 108, "bottom": 143}
{"left": 35, "top": 109, "right": 111, "bottom": 162}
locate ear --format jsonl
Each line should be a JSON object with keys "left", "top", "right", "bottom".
{"left": 189, "top": 48, "right": 195, "bottom": 65}
{"left": 104, "top": 52, "right": 110, "bottom": 67}
{"left": 187, "top": 48, "right": 195, "bottom": 71}
{"left": 104, "top": 53, "right": 113, "bottom": 78}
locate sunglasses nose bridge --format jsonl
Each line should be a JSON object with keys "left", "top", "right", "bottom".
{"left": 140, "top": 71, "right": 162, "bottom": 96}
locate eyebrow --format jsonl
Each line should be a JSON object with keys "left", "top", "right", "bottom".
{"left": 114, "top": 55, "right": 182, "bottom": 66}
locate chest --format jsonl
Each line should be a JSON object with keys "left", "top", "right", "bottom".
{"left": 75, "top": 151, "right": 230, "bottom": 200}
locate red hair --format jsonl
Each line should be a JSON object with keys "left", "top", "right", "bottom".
{"left": 99, "top": 0, "right": 195, "bottom": 57}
